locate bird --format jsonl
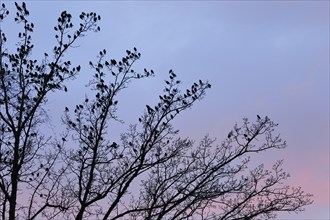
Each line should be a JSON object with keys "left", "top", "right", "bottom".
{"left": 257, "top": 114, "right": 261, "bottom": 119}
{"left": 146, "top": 105, "right": 154, "bottom": 114}
{"left": 110, "top": 142, "right": 117, "bottom": 148}
{"left": 111, "top": 59, "right": 117, "bottom": 65}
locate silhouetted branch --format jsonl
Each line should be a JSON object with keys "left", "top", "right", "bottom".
{"left": 0, "top": 2, "right": 101, "bottom": 219}
{"left": 0, "top": 2, "right": 313, "bottom": 220}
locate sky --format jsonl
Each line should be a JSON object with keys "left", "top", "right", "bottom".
{"left": 2, "top": 1, "right": 329, "bottom": 219}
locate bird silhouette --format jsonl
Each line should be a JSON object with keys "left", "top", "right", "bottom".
{"left": 110, "top": 142, "right": 117, "bottom": 148}
{"left": 146, "top": 105, "right": 154, "bottom": 114}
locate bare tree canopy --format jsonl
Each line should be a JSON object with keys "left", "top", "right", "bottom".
{"left": 0, "top": 3, "right": 313, "bottom": 220}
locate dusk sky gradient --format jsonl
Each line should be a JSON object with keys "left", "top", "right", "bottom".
{"left": 2, "top": 1, "right": 329, "bottom": 219}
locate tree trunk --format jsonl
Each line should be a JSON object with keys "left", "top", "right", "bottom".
{"left": 9, "top": 173, "right": 18, "bottom": 220}
{"left": 8, "top": 135, "right": 20, "bottom": 220}
{"left": 75, "top": 206, "right": 86, "bottom": 220}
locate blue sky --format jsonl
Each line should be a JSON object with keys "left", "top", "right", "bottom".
{"left": 3, "top": 1, "right": 329, "bottom": 219}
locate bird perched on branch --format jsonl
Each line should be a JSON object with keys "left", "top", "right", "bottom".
{"left": 146, "top": 105, "right": 154, "bottom": 114}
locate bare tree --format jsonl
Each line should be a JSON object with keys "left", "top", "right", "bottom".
{"left": 0, "top": 2, "right": 313, "bottom": 220}
{"left": 0, "top": 3, "right": 100, "bottom": 219}
{"left": 60, "top": 48, "right": 214, "bottom": 220}
{"left": 128, "top": 119, "right": 312, "bottom": 220}
{"left": 60, "top": 50, "right": 312, "bottom": 219}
